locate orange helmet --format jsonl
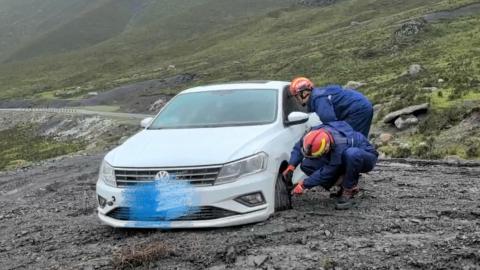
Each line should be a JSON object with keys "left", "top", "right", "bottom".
{"left": 289, "top": 77, "right": 314, "bottom": 96}
{"left": 302, "top": 129, "right": 334, "bottom": 158}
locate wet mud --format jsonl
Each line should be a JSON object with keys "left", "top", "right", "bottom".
{"left": 0, "top": 154, "right": 479, "bottom": 269}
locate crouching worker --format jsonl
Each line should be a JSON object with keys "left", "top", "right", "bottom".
{"left": 282, "top": 121, "right": 378, "bottom": 210}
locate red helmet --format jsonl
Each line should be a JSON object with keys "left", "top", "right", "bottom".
{"left": 302, "top": 129, "right": 334, "bottom": 158}
{"left": 289, "top": 77, "right": 314, "bottom": 96}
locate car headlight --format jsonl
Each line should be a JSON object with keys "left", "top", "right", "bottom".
{"left": 100, "top": 160, "right": 116, "bottom": 187}
{"left": 216, "top": 153, "right": 268, "bottom": 185}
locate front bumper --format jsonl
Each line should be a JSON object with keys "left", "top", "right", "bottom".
{"left": 96, "top": 170, "right": 276, "bottom": 228}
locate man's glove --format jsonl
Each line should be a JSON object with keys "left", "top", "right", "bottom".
{"left": 282, "top": 165, "right": 296, "bottom": 182}
{"left": 291, "top": 180, "right": 306, "bottom": 195}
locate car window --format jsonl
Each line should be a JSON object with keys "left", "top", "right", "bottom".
{"left": 149, "top": 89, "right": 278, "bottom": 129}
{"left": 283, "top": 86, "right": 307, "bottom": 121}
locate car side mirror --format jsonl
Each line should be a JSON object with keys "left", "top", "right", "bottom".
{"left": 285, "top": 112, "right": 309, "bottom": 126}
{"left": 140, "top": 117, "right": 154, "bottom": 128}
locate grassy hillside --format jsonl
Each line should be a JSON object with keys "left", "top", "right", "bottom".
{"left": 0, "top": 0, "right": 296, "bottom": 63}
{"left": 0, "top": 125, "right": 84, "bottom": 170}
{"left": 0, "top": 0, "right": 479, "bottom": 159}
{"left": 0, "top": 0, "right": 97, "bottom": 60}
{"left": 6, "top": 0, "right": 136, "bottom": 62}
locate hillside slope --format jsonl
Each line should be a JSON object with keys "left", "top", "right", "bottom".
{"left": 0, "top": 0, "right": 100, "bottom": 60}
{"left": 0, "top": 0, "right": 479, "bottom": 159}
{"left": 0, "top": 0, "right": 296, "bottom": 62}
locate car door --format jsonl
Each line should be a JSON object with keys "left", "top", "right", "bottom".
{"left": 282, "top": 87, "right": 321, "bottom": 131}
{"left": 282, "top": 88, "right": 321, "bottom": 183}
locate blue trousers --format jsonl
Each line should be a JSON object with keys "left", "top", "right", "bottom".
{"left": 300, "top": 158, "right": 341, "bottom": 190}
{"left": 342, "top": 147, "right": 377, "bottom": 189}
{"left": 344, "top": 106, "right": 373, "bottom": 137}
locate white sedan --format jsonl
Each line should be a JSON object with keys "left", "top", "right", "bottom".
{"left": 96, "top": 81, "right": 319, "bottom": 228}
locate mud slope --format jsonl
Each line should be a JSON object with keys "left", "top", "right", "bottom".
{"left": 0, "top": 155, "right": 479, "bottom": 269}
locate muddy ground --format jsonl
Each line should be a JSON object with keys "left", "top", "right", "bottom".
{"left": 0, "top": 153, "right": 479, "bottom": 270}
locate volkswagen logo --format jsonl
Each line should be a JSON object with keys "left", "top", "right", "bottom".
{"left": 154, "top": 170, "right": 170, "bottom": 181}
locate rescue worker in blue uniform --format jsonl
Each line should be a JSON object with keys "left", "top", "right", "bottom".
{"left": 282, "top": 121, "right": 378, "bottom": 209}
{"left": 289, "top": 77, "right": 374, "bottom": 137}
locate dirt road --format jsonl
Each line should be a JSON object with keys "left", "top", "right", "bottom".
{"left": 0, "top": 108, "right": 153, "bottom": 120}
{"left": 0, "top": 153, "right": 479, "bottom": 269}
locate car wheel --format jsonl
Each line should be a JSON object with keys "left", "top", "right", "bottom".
{"left": 274, "top": 173, "right": 292, "bottom": 211}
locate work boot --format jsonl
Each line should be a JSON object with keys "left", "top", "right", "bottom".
{"left": 335, "top": 186, "right": 359, "bottom": 210}
{"left": 329, "top": 186, "right": 343, "bottom": 198}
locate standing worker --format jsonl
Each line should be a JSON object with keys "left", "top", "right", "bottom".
{"left": 282, "top": 121, "right": 378, "bottom": 209}
{"left": 289, "top": 77, "right": 374, "bottom": 137}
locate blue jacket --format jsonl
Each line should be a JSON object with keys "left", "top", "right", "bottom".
{"left": 308, "top": 85, "right": 372, "bottom": 123}
{"left": 288, "top": 121, "right": 377, "bottom": 189}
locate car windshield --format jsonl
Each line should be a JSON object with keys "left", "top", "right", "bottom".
{"left": 149, "top": 89, "right": 278, "bottom": 129}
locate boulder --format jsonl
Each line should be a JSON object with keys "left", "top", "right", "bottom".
{"left": 408, "top": 64, "right": 422, "bottom": 77}
{"left": 383, "top": 103, "right": 429, "bottom": 124}
{"left": 438, "top": 78, "right": 445, "bottom": 83}
{"left": 149, "top": 97, "right": 167, "bottom": 112}
{"left": 394, "top": 114, "right": 419, "bottom": 130}
{"left": 344, "top": 81, "right": 367, "bottom": 89}
{"left": 394, "top": 19, "right": 426, "bottom": 40}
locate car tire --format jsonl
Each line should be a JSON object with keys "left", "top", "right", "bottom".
{"left": 274, "top": 173, "right": 292, "bottom": 211}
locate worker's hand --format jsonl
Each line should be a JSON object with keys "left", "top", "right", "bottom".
{"left": 291, "top": 180, "right": 305, "bottom": 195}
{"left": 282, "top": 165, "right": 296, "bottom": 182}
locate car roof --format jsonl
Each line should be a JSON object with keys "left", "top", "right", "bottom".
{"left": 181, "top": 80, "right": 290, "bottom": 94}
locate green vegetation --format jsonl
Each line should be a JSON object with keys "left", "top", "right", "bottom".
{"left": 0, "top": 125, "right": 85, "bottom": 170}
{"left": 0, "top": 0, "right": 479, "bottom": 159}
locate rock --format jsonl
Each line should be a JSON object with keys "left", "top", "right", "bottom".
{"left": 444, "top": 155, "right": 462, "bottom": 163}
{"left": 149, "top": 97, "right": 167, "bottom": 112}
{"left": 408, "top": 64, "right": 422, "bottom": 77}
{"left": 394, "top": 114, "right": 419, "bottom": 130}
{"left": 325, "top": 230, "right": 332, "bottom": 237}
{"left": 87, "top": 92, "right": 98, "bottom": 97}
{"left": 394, "top": 19, "right": 426, "bottom": 40}
{"left": 422, "top": 87, "right": 438, "bottom": 92}
{"left": 378, "top": 133, "right": 394, "bottom": 145}
{"left": 254, "top": 255, "right": 268, "bottom": 267}
{"left": 224, "top": 246, "right": 236, "bottom": 264}
{"left": 399, "top": 143, "right": 411, "bottom": 149}
{"left": 410, "top": 219, "right": 422, "bottom": 224}
{"left": 382, "top": 103, "right": 429, "bottom": 124}
{"left": 167, "top": 65, "right": 176, "bottom": 70}
{"left": 418, "top": 142, "right": 428, "bottom": 147}
{"left": 373, "top": 104, "right": 383, "bottom": 112}
{"left": 438, "top": 78, "right": 445, "bottom": 83}
{"left": 344, "top": 81, "right": 367, "bottom": 89}
{"left": 300, "top": 235, "right": 308, "bottom": 245}
{"left": 246, "top": 255, "right": 268, "bottom": 267}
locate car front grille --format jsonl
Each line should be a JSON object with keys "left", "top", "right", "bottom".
{"left": 114, "top": 166, "right": 221, "bottom": 187}
{"left": 106, "top": 206, "right": 239, "bottom": 221}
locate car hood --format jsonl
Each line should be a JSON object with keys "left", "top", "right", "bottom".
{"left": 105, "top": 125, "right": 277, "bottom": 167}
